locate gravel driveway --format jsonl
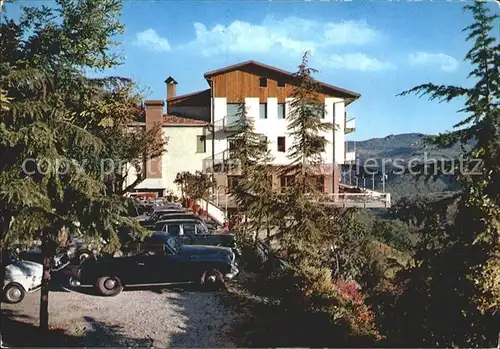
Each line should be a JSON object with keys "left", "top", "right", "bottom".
{"left": 2, "top": 275, "right": 241, "bottom": 348}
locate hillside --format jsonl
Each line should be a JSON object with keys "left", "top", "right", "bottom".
{"left": 347, "top": 133, "right": 466, "bottom": 163}
{"left": 344, "top": 133, "right": 469, "bottom": 201}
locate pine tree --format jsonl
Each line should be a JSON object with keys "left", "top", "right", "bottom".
{"left": 0, "top": 0, "right": 151, "bottom": 331}
{"left": 277, "top": 52, "right": 335, "bottom": 265}
{"left": 391, "top": 2, "right": 499, "bottom": 346}
{"left": 229, "top": 100, "right": 276, "bottom": 243}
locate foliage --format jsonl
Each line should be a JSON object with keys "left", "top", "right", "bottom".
{"left": 263, "top": 265, "right": 381, "bottom": 346}
{"left": 385, "top": 2, "right": 500, "bottom": 346}
{"left": 228, "top": 100, "right": 277, "bottom": 242}
{"left": 174, "top": 170, "right": 214, "bottom": 201}
{"left": 260, "top": 53, "right": 382, "bottom": 345}
{"left": 0, "top": 0, "right": 153, "bottom": 330}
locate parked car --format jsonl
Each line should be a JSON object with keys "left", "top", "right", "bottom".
{"left": 3, "top": 259, "right": 42, "bottom": 303}
{"left": 151, "top": 219, "right": 241, "bottom": 258}
{"left": 69, "top": 233, "right": 239, "bottom": 296}
{"left": 18, "top": 248, "right": 71, "bottom": 271}
{"left": 136, "top": 208, "right": 186, "bottom": 225}
{"left": 154, "top": 212, "right": 222, "bottom": 230}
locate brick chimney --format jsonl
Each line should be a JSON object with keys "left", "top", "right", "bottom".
{"left": 165, "top": 76, "right": 177, "bottom": 114}
{"left": 144, "top": 100, "right": 164, "bottom": 179}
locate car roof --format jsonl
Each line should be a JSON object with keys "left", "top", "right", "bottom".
{"left": 159, "top": 212, "right": 201, "bottom": 218}
{"left": 155, "top": 219, "right": 204, "bottom": 225}
{"left": 153, "top": 209, "right": 185, "bottom": 214}
{"left": 154, "top": 204, "right": 183, "bottom": 211}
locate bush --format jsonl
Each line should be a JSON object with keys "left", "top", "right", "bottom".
{"left": 262, "top": 263, "right": 382, "bottom": 347}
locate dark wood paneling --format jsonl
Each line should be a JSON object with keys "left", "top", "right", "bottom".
{"left": 212, "top": 67, "right": 332, "bottom": 103}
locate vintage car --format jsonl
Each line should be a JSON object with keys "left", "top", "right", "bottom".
{"left": 69, "top": 233, "right": 239, "bottom": 296}
{"left": 3, "top": 259, "right": 43, "bottom": 303}
{"left": 150, "top": 219, "right": 240, "bottom": 257}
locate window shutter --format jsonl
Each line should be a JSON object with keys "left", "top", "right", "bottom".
{"left": 196, "top": 135, "right": 206, "bottom": 153}
{"left": 260, "top": 103, "right": 267, "bottom": 119}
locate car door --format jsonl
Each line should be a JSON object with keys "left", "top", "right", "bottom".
{"left": 119, "top": 254, "right": 154, "bottom": 285}
{"left": 194, "top": 223, "right": 213, "bottom": 245}
{"left": 180, "top": 223, "right": 197, "bottom": 245}
{"left": 128, "top": 250, "right": 172, "bottom": 284}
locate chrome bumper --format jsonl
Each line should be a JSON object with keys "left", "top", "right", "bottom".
{"left": 224, "top": 266, "right": 240, "bottom": 280}
{"left": 69, "top": 277, "right": 81, "bottom": 287}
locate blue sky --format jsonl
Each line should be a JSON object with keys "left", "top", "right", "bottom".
{"left": 5, "top": 1, "right": 499, "bottom": 140}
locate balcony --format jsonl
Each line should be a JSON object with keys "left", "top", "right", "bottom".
{"left": 345, "top": 117, "right": 356, "bottom": 134}
{"left": 206, "top": 190, "right": 391, "bottom": 211}
{"left": 202, "top": 149, "right": 240, "bottom": 174}
{"left": 213, "top": 117, "right": 239, "bottom": 133}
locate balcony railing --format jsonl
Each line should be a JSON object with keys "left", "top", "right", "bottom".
{"left": 213, "top": 117, "right": 239, "bottom": 133}
{"left": 345, "top": 117, "right": 356, "bottom": 134}
{"left": 202, "top": 149, "right": 240, "bottom": 174}
{"left": 206, "top": 190, "right": 391, "bottom": 211}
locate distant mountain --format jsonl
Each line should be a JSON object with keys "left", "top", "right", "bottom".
{"left": 347, "top": 133, "right": 467, "bottom": 164}
{"left": 343, "top": 133, "right": 470, "bottom": 202}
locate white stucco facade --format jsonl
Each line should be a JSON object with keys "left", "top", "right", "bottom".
{"left": 162, "top": 125, "right": 212, "bottom": 195}
{"left": 210, "top": 96, "right": 348, "bottom": 167}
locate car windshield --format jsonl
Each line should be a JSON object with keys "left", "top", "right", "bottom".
{"left": 165, "top": 236, "right": 182, "bottom": 253}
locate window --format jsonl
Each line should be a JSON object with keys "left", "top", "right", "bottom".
{"left": 308, "top": 104, "right": 325, "bottom": 119}
{"left": 280, "top": 175, "right": 295, "bottom": 188}
{"left": 227, "top": 103, "right": 242, "bottom": 127}
{"left": 277, "top": 80, "right": 285, "bottom": 88}
{"left": 167, "top": 224, "right": 181, "bottom": 236}
{"left": 278, "top": 103, "right": 285, "bottom": 119}
{"left": 196, "top": 135, "right": 206, "bottom": 153}
{"left": 260, "top": 103, "right": 267, "bottom": 119}
{"left": 277, "top": 136, "right": 286, "bottom": 152}
{"left": 259, "top": 77, "right": 267, "bottom": 88}
{"left": 183, "top": 224, "right": 196, "bottom": 235}
{"left": 196, "top": 223, "right": 208, "bottom": 235}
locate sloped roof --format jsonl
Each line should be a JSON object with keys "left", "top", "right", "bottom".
{"left": 163, "top": 114, "right": 207, "bottom": 126}
{"left": 203, "top": 60, "right": 361, "bottom": 100}
{"left": 167, "top": 89, "right": 210, "bottom": 103}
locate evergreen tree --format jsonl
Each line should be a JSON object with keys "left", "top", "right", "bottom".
{"left": 229, "top": 100, "right": 276, "bottom": 243}
{"left": 0, "top": 0, "right": 153, "bottom": 331}
{"left": 389, "top": 2, "right": 499, "bottom": 346}
{"left": 278, "top": 52, "right": 335, "bottom": 265}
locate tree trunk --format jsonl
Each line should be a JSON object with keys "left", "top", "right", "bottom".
{"left": 39, "top": 233, "right": 55, "bottom": 331}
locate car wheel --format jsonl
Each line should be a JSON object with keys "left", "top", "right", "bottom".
{"left": 3, "top": 283, "right": 26, "bottom": 304}
{"left": 78, "top": 250, "right": 91, "bottom": 263}
{"left": 200, "top": 269, "right": 225, "bottom": 291}
{"left": 95, "top": 276, "right": 123, "bottom": 296}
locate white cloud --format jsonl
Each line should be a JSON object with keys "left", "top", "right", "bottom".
{"left": 134, "top": 29, "right": 171, "bottom": 52}
{"left": 318, "top": 53, "right": 395, "bottom": 71}
{"left": 323, "top": 20, "right": 379, "bottom": 45}
{"left": 408, "top": 52, "right": 459, "bottom": 72}
{"left": 183, "top": 17, "right": 381, "bottom": 57}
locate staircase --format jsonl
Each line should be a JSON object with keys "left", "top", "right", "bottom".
{"left": 196, "top": 197, "right": 229, "bottom": 226}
